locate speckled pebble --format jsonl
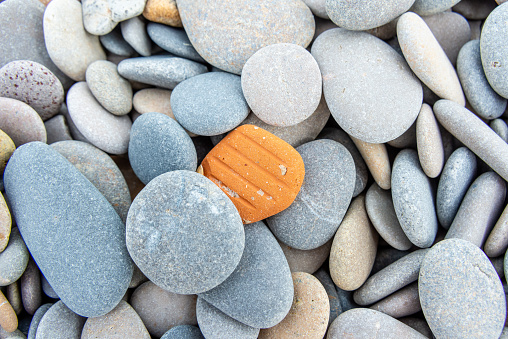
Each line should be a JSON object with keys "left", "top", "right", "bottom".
{"left": 0, "top": 228, "right": 28, "bottom": 287}
{"left": 20, "top": 259, "right": 41, "bottom": 315}
{"left": 491, "top": 119, "right": 508, "bottom": 142}
{"left": 109, "top": 0, "right": 146, "bottom": 22}
{"left": 121, "top": 16, "right": 151, "bottom": 57}
{"left": 27, "top": 303, "right": 52, "bottom": 339}
{"left": 44, "top": 115, "right": 72, "bottom": 144}
{"left": 99, "top": 28, "right": 136, "bottom": 57}
{"left": 82, "top": 0, "right": 116, "bottom": 36}
{"left": 420, "top": 238, "right": 506, "bottom": 338}
{"left": 0, "top": 191, "right": 12, "bottom": 253}
{"left": 147, "top": 23, "right": 204, "bottom": 62}
{"left": 143, "top": 0, "right": 182, "bottom": 27}
{"left": 160, "top": 325, "right": 204, "bottom": 339}
{"left": 267, "top": 140, "right": 355, "bottom": 250}
{"left": 410, "top": 0, "right": 461, "bottom": 16}
{"left": 370, "top": 282, "right": 421, "bottom": 318}
{"left": 0, "top": 98, "right": 47, "bottom": 147}
{"left": 278, "top": 239, "right": 331, "bottom": 274}
{"left": 416, "top": 103, "right": 444, "bottom": 178}
{"left": 485, "top": 205, "right": 508, "bottom": 257}
{"left": 35, "top": 301, "right": 86, "bottom": 339}
{"left": 351, "top": 136, "right": 391, "bottom": 190}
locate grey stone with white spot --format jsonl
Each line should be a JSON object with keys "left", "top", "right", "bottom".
{"left": 100, "top": 28, "right": 136, "bottom": 56}
{"left": 121, "top": 16, "right": 151, "bottom": 57}
{"left": 82, "top": 0, "right": 116, "bottom": 36}
{"left": 108, "top": 0, "right": 147, "bottom": 22}
{"left": 0, "top": 227, "right": 29, "bottom": 287}
{"left": 35, "top": 301, "right": 86, "bottom": 339}
{"left": 147, "top": 23, "right": 204, "bottom": 63}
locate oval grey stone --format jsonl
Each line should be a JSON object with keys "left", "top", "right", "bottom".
{"left": 0, "top": 98, "right": 47, "bottom": 147}
{"left": 21, "top": 258, "right": 42, "bottom": 315}
{"left": 82, "top": 0, "right": 116, "bottom": 36}
{"left": 485, "top": 205, "right": 508, "bottom": 258}
{"left": 453, "top": 0, "right": 497, "bottom": 20}
{"left": 99, "top": 28, "right": 136, "bottom": 57}
{"left": 41, "top": 275, "right": 59, "bottom": 300}
{"left": 160, "top": 325, "right": 204, "bottom": 339}
{"left": 410, "top": 0, "right": 461, "bottom": 16}
{"left": 4, "top": 142, "right": 133, "bottom": 317}
{"left": 121, "top": 16, "right": 151, "bottom": 57}
{"left": 370, "top": 282, "right": 421, "bottom": 318}
{"left": 278, "top": 239, "right": 331, "bottom": 274}
{"left": 35, "top": 301, "right": 86, "bottom": 339}
{"left": 108, "top": 0, "right": 146, "bottom": 22}
{"left": 0, "top": 227, "right": 29, "bottom": 287}
{"left": 147, "top": 23, "right": 205, "bottom": 63}
{"left": 44, "top": 115, "right": 73, "bottom": 145}
{"left": 27, "top": 303, "right": 53, "bottom": 339}
{"left": 311, "top": 28, "right": 422, "bottom": 143}
{"left": 491, "top": 119, "right": 508, "bottom": 143}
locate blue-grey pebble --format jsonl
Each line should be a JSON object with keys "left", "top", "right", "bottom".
{"left": 160, "top": 325, "right": 204, "bottom": 339}
{"left": 171, "top": 72, "right": 249, "bottom": 136}
{"left": 35, "top": 301, "right": 86, "bottom": 339}
{"left": 196, "top": 297, "right": 259, "bottom": 339}
{"left": 117, "top": 55, "right": 208, "bottom": 90}
{"left": 199, "top": 221, "right": 293, "bottom": 329}
{"left": 126, "top": 170, "right": 245, "bottom": 295}
{"left": 128, "top": 112, "right": 197, "bottom": 184}
{"left": 99, "top": 27, "right": 135, "bottom": 57}
{"left": 481, "top": 3, "right": 508, "bottom": 99}
{"left": 314, "top": 268, "right": 342, "bottom": 325}
{"left": 41, "top": 275, "right": 58, "bottom": 300}
{"left": 335, "top": 286, "right": 358, "bottom": 313}
{"left": 491, "top": 119, "right": 508, "bottom": 143}
{"left": 0, "top": 227, "right": 29, "bottom": 287}
{"left": 266, "top": 140, "right": 355, "bottom": 250}
{"left": 392, "top": 149, "right": 438, "bottom": 248}
{"left": 28, "top": 303, "right": 53, "bottom": 339}
{"left": 3, "top": 142, "right": 133, "bottom": 317}
{"left": 147, "top": 23, "right": 205, "bottom": 63}
{"left": 44, "top": 115, "right": 73, "bottom": 144}
{"left": 420, "top": 239, "right": 506, "bottom": 338}
{"left": 51, "top": 140, "right": 131, "bottom": 222}
{"left": 120, "top": 16, "right": 151, "bottom": 57}
{"left": 457, "top": 40, "right": 507, "bottom": 119}
{"left": 410, "top": 0, "right": 461, "bottom": 16}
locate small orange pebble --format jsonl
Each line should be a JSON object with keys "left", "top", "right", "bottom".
{"left": 0, "top": 290, "right": 17, "bottom": 333}
{"left": 200, "top": 125, "right": 305, "bottom": 224}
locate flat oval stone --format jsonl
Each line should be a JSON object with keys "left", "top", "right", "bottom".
{"left": 0, "top": 228, "right": 28, "bottom": 287}
{"left": 457, "top": 40, "right": 507, "bottom": 120}
{"left": 351, "top": 136, "right": 391, "bottom": 190}
{"left": 0, "top": 191, "right": 12, "bottom": 253}
{"left": 121, "top": 16, "right": 151, "bottom": 57}
{"left": 20, "top": 258, "right": 42, "bottom": 315}
{"left": 241, "top": 43, "right": 322, "bottom": 127}
{"left": 330, "top": 195, "right": 378, "bottom": 291}
{"left": 392, "top": 149, "right": 438, "bottom": 248}
{"left": 199, "top": 221, "right": 293, "bottom": 329}
{"left": 81, "top": 300, "right": 150, "bottom": 339}
{"left": 327, "top": 308, "right": 427, "bottom": 338}
{"left": 128, "top": 112, "right": 197, "bottom": 184}
{"left": 126, "top": 170, "right": 244, "bottom": 294}
{"left": 177, "top": 0, "right": 314, "bottom": 74}
{"left": 278, "top": 239, "right": 331, "bottom": 274}
{"left": 4, "top": 142, "right": 133, "bottom": 317}
{"left": 43, "top": 0, "right": 106, "bottom": 81}
{"left": 35, "top": 301, "right": 86, "bottom": 338}
{"left": 397, "top": 12, "right": 465, "bottom": 106}
{"left": 143, "top": 0, "right": 182, "bottom": 27}
{"left": 27, "top": 303, "right": 53, "bottom": 339}
{"left": 171, "top": 72, "right": 249, "bottom": 136}
{"left": 161, "top": 326, "right": 204, "bottom": 339}
{"left": 485, "top": 205, "right": 508, "bottom": 257}
{"left": 109, "top": 0, "right": 146, "bottom": 22}
{"left": 0, "top": 98, "right": 47, "bottom": 147}
{"left": 82, "top": 0, "right": 116, "bottom": 36}
{"left": 147, "top": 23, "right": 204, "bottom": 62}
{"left": 0, "top": 60, "right": 64, "bottom": 121}
{"left": 491, "top": 119, "right": 508, "bottom": 142}
{"left": 311, "top": 28, "right": 422, "bottom": 143}
{"left": 416, "top": 103, "right": 444, "bottom": 178}
{"left": 365, "top": 183, "right": 412, "bottom": 251}
{"left": 325, "top": 0, "right": 415, "bottom": 31}
{"left": 481, "top": 3, "right": 508, "bottom": 99}
{"left": 0, "top": 290, "right": 17, "bottom": 333}
{"left": 86, "top": 60, "right": 133, "bottom": 116}
{"left": 100, "top": 28, "right": 136, "bottom": 57}
{"left": 370, "top": 282, "right": 421, "bottom": 318}
{"left": 267, "top": 140, "right": 355, "bottom": 250}
{"left": 453, "top": 0, "right": 497, "bottom": 19}
{"left": 44, "top": 115, "right": 73, "bottom": 145}
{"left": 51, "top": 140, "right": 131, "bottom": 222}
{"left": 67, "top": 82, "right": 132, "bottom": 155}
{"left": 196, "top": 297, "right": 259, "bottom": 339}
{"left": 420, "top": 238, "right": 506, "bottom": 338}
{"left": 130, "top": 281, "right": 197, "bottom": 338}
{"left": 410, "top": 0, "right": 461, "bottom": 16}
{"left": 117, "top": 56, "right": 208, "bottom": 90}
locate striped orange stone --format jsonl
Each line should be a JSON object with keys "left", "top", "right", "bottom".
{"left": 200, "top": 125, "right": 305, "bottom": 224}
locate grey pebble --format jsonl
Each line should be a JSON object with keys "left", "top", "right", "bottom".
{"left": 398, "top": 317, "right": 434, "bottom": 338}
{"left": 40, "top": 276, "right": 58, "bottom": 300}
{"left": 160, "top": 325, "right": 204, "bottom": 339}
{"left": 303, "top": 0, "right": 328, "bottom": 19}
{"left": 314, "top": 268, "right": 342, "bottom": 325}
{"left": 491, "top": 119, "right": 508, "bottom": 143}
{"left": 20, "top": 259, "right": 42, "bottom": 315}
{"left": 121, "top": 16, "right": 151, "bottom": 57}
{"left": 0, "top": 98, "right": 47, "bottom": 147}
{"left": 60, "top": 104, "right": 89, "bottom": 144}
{"left": 6, "top": 281, "right": 22, "bottom": 315}
{"left": 0, "top": 328, "right": 25, "bottom": 339}
{"left": 0, "top": 228, "right": 29, "bottom": 287}
{"left": 35, "top": 301, "right": 85, "bottom": 339}
{"left": 44, "top": 115, "right": 73, "bottom": 145}
{"left": 108, "top": 0, "right": 146, "bottom": 22}
{"left": 81, "top": 0, "right": 116, "bottom": 36}
{"left": 386, "top": 120, "right": 417, "bottom": 149}
{"left": 453, "top": 0, "right": 498, "bottom": 20}
{"left": 99, "top": 27, "right": 136, "bottom": 57}
{"left": 27, "top": 304, "right": 53, "bottom": 339}
{"left": 410, "top": 0, "right": 461, "bottom": 16}
{"left": 486, "top": 204, "right": 508, "bottom": 257}
{"left": 147, "top": 23, "right": 204, "bottom": 63}
{"left": 369, "top": 282, "right": 421, "bottom": 318}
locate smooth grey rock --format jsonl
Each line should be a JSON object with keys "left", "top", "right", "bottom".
{"left": 196, "top": 298, "right": 259, "bottom": 339}
{"left": 491, "top": 119, "right": 508, "bottom": 142}
{"left": 99, "top": 27, "right": 135, "bottom": 56}
{"left": 311, "top": 28, "right": 422, "bottom": 143}
{"left": 391, "top": 149, "right": 438, "bottom": 248}
{"left": 0, "top": 228, "right": 28, "bottom": 287}
{"left": 108, "top": 0, "right": 146, "bottom": 22}
{"left": 20, "top": 258, "right": 42, "bottom": 315}
{"left": 160, "top": 325, "right": 204, "bottom": 339}
{"left": 387, "top": 120, "right": 417, "bottom": 149}
{"left": 0, "top": 328, "right": 25, "bottom": 339}
{"left": 278, "top": 239, "right": 331, "bottom": 274}
{"left": 41, "top": 276, "right": 58, "bottom": 300}
{"left": 44, "top": 115, "right": 73, "bottom": 145}
{"left": 266, "top": 140, "right": 355, "bottom": 250}
{"left": 314, "top": 268, "right": 342, "bottom": 326}
{"left": 303, "top": 0, "right": 328, "bottom": 19}
{"left": 4, "top": 142, "right": 133, "bottom": 317}
{"left": 370, "top": 282, "right": 421, "bottom": 318}
{"left": 121, "top": 16, "right": 151, "bottom": 57}
{"left": 147, "top": 23, "right": 204, "bottom": 62}
{"left": 420, "top": 239, "right": 506, "bottom": 338}
{"left": 457, "top": 40, "right": 507, "bottom": 119}
{"left": 60, "top": 104, "right": 89, "bottom": 144}
{"left": 486, "top": 205, "right": 508, "bottom": 258}
{"left": 410, "top": 0, "right": 461, "bottom": 16}
{"left": 416, "top": 103, "right": 444, "bottom": 178}
{"left": 128, "top": 112, "right": 197, "bottom": 184}
{"left": 171, "top": 72, "right": 249, "bottom": 136}
{"left": 453, "top": 0, "right": 498, "bottom": 20}
{"left": 117, "top": 55, "right": 208, "bottom": 90}
{"left": 199, "top": 221, "right": 293, "bottom": 329}
{"left": 35, "top": 301, "right": 86, "bottom": 339}
{"left": 82, "top": 0, "right": 116, "bottom": 36}
{"left": 0, "top": 98, "right": 47, "bottom": 147}
{"left": 27, "top": 303, "right": 53, "bottom": 339}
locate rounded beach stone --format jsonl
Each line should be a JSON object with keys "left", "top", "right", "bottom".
{"left": 0, "top": 129, "right": 15, "bottom": 175}
{"left": 117, "top": 56, "right": 208, "bottom": 90}
{"left": 131, "top": 281, "right": 197, "bottom": 338}
{"left": 410, "top": 0, "right": 461, "bottom": 15}
{"left": 199, "top": 221, "right": 294, "bottom": 329}
{"left": 267, "top": 139, "right": 355, "bottom": 250}
{"left": 241, "top": 43, "right": 321, "bottom": 127}
{"left": 121, "top": 16, "right": 151, "bottom": 57}
{"left": 327, "top": 308, "right": 427, "bottom": 338}
{"left": 40, "top": 275, "right": 58, "bottom": 300}
{"left": 434, "top": 99, "right": 508, "bottom": 181}
{"left": 126, "top": 170, "right": 244, "bottom": 294}
{"left": 6, "top": 282, "right": 21, "bottom": 315}
{"left": 278, "top": 239, "right": 331, "bottom": 274}
{"left": 86, "top": 60, "right": 133, "bottom": 116}
{"left": 259, "top": 272, "right": 329, "bottom": 339}
{"left": 35, "top": 301, "right": 86, "bottom": 338}
{"left": 171, "top": 72, "right": 249, "bottom": 135}
{"left": 491, "top": 119, "right": 508, "bottom": 142}
{"left": 81, "top": 300, "right": 150, "bottom": 339}
{"left": 100, "top": 28, "right": 135, "bottom": 57}
{"left": 147, "top": 23, "right": 204, "bottom": 62}
{"left": 392, "top": 149, "right": 438, "bottom": 248}
{"left": 330, "top": 195, "right": 378, "bottom": 291}
{"left": 128, "top": 112, "right": 197, "bottom": 184}
{"left": 0, "top": 191, "right": 12, "bottom": 253}
{"left": 0, "top": 98, "right": 47, "bottom": 147}
{"left": 3, "top": 142, "right": 133, "bottom": 317}
{"left": 0, "top": 228, "right": 28, "bottom": 287}
{"left": 420, "top": 238, "right": 506, "bottom": 338}
{"left": 133, "top": 88, "right": 175, "bottom": 118}
{"left": 416, "top": 103, "right": 444, "bottom": 178}
{"left": 0, "top": 60, "right": 64, "bottom": 121}
{"left": 311, "top": 28, "right": 422, "bottom": 143}
{"left": 387, "top": 121, "right": 417, "bottom": 149}
{"left": 177, "top": 0, "right": 314, "bottom": 74}
{"left": 43, "top": 0, "right": 106, "bottom": 81}
{"left": 365, "top": 183, "right": 412, "bottom": 251}
{"left": 196, "top": 297, "right": 259, "bottom": 339}
{"left": 66, "top": 82, "right": 132, "bottom": 155}
{"left": 453, "top": 0, "right": 497, "bottom": 20}
{"left": 314, "top": 269, "right": 342, "bottom": 325}
{"left": 445, "top": 171, "right": 506, "bottom": 247}
{"left": 143, "top": 0, "right": 182, "bottom": 27}
{"left": 457, "top": 40, "right": 507, "bottom": 120}
{"left": 161, "top": 325, "right": 204, "bottom": 339}
{"left": 44, "top": 115, "right": 73, "bottom": 144}
{"left": 51, "top": 140, "right": 132, "bottom": 222}
{"left": 370, "top": 282, "right": 421, "bottom": 318}
{"left": 481, "top": 3, "right": 508, "bottom": 99}
{"left": 27, "top": 303, "right": 52, "bottom": 339}
{"left": 351, "top": 136, "right": 391, "bottom": 190}
{"left": 81, "top": 0, "right": 116, "bottom": 36}
{"left": 20, "top": 258, "right": 41, "bottom": 315}
{"left": 353, "top": 249, "right": 428, "bottom": 306}
{"left": 0, "top": 289, "right": 17, "bottom": 333}
{"left": 485, "top": 205, "right": 508, "bottom": 257}
{"left": 397, "top": 12, "right": 465, "bottom": 106}
{"left": 108, "top": 0, "right": 146, "bottom": 22}
{"left": 325, "top": 0, "right": 414, "bottom": 31}
{"left": 302, "top": 0, "right": 328, "bottom": 19}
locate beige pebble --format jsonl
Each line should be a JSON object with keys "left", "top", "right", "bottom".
{"left": 278, "top": 239, "right": 332, "bottom": 274}
{"left": 0, "top": 192, "right": 11, "bottom": 253}
{"left": 330, "top": 195, "right": 378, "bottom": 291}
{"left": 485, "top": 204, "right": 508, "bottom": 257}
{"left": 143, "top": 0, "right": 183, "bottom": 27}
{"left": 351, "top": 136, "right": 391, "bottom": 189}
{"left": 0, "top": 290, "right": 17, "bottom": 333}
{"left": 5, "top": 282, "right": 21, "bottom": 315}
{"left": 416, "top": 103, "right": 444, "bottom": 178}
{"left": 370, "top": 282, "right": 421, "bottom": 318}
{"left": 258, "top": 272, "right": 329, "bottom": 339}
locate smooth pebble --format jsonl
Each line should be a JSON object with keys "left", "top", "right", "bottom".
{"left": 44, "top": 115, "right": 72, "bottom": 144}
{"left": 491, "top": 119, "right": 508, "bottom": 142}
{"left": 147, "top": 23, "right": 204, "bottom": 62}
{"left": 132, "top": 88, "right": 174, "bottom": 118}
{"left": 410, "top": 0, "right": 461, "bottom": 16}
{"left": 0, "top": 228, "right": 28, "bottom": 287}
{"left": 369, "top": 282, "right": 421, "bottom": 318}
{"left": 20, "top": 259, "right": 41, "bottom": 315}
{"left": 121, "top": 16, "right": 151, "bottom": 57}
{"left": 278, "top": 239, "right": 332, "bottom": 275}
{"left": 453, "top": 0, "right": 498, "bottom": 19}
{"left": 485, "top": 205, "right": 508, "bottom": 257}
{"left": 0, "top": 290, "right": 17, "bottom": 333}
{"left": 314, "top": 268, "right": 342, "bottom": 325}
{"left": 27, "top": 304, "right": 52, "bottom": 339}
{"left": 351, "top": 136, "right": 391, "bottom": 190}
{"left": 0, "top": 98, "right": 46, "bottom": 147}
{"left": 81, "top": 0, "right": 116, "bottom": 36}
{"left": 35, "top": 301, "right": 85, "bottom": 339}
{"left": 160, "top": 325, "right": 204, "bottom": 339}
{"left": 99, "top": 28, "right": 135, "bottom": 57}
{"left": 109, "top": 0, "right": 147, "bottom": 22}
{"left": 143, "top": 0, "right": 182, "bottom": 27}
{"left": 416, "top": 103, "right": 444, "bottom": 178}
{"left": 0, "top": 191, "right": 12, "bottom": 253}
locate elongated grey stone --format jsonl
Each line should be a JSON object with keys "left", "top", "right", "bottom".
{"left": 0, "top": 227, "right": 29, "bottom": 287}
{"left": 410, "top": 0, "right": 461, "bottom": 16}
{"left": 485, "top": 204, "right": 508, "bottom": 257}
{"left": 147, "top": 23, "right": 204, "bottom": 63}
{"left": 370, "top": 282, "right": 421, "bottom": 318}
{"left": 27, "top": 303, "right": 53, "bottom": 339}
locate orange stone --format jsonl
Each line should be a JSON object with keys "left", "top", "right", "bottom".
{"left": 143, "top": 0, "right": 183, "bottom": 27}
{"left": 0, "top": 290, "right": 17, "bottom": 333}
{"left": 200, "top": 125, "right": 304, "bottom": 224}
